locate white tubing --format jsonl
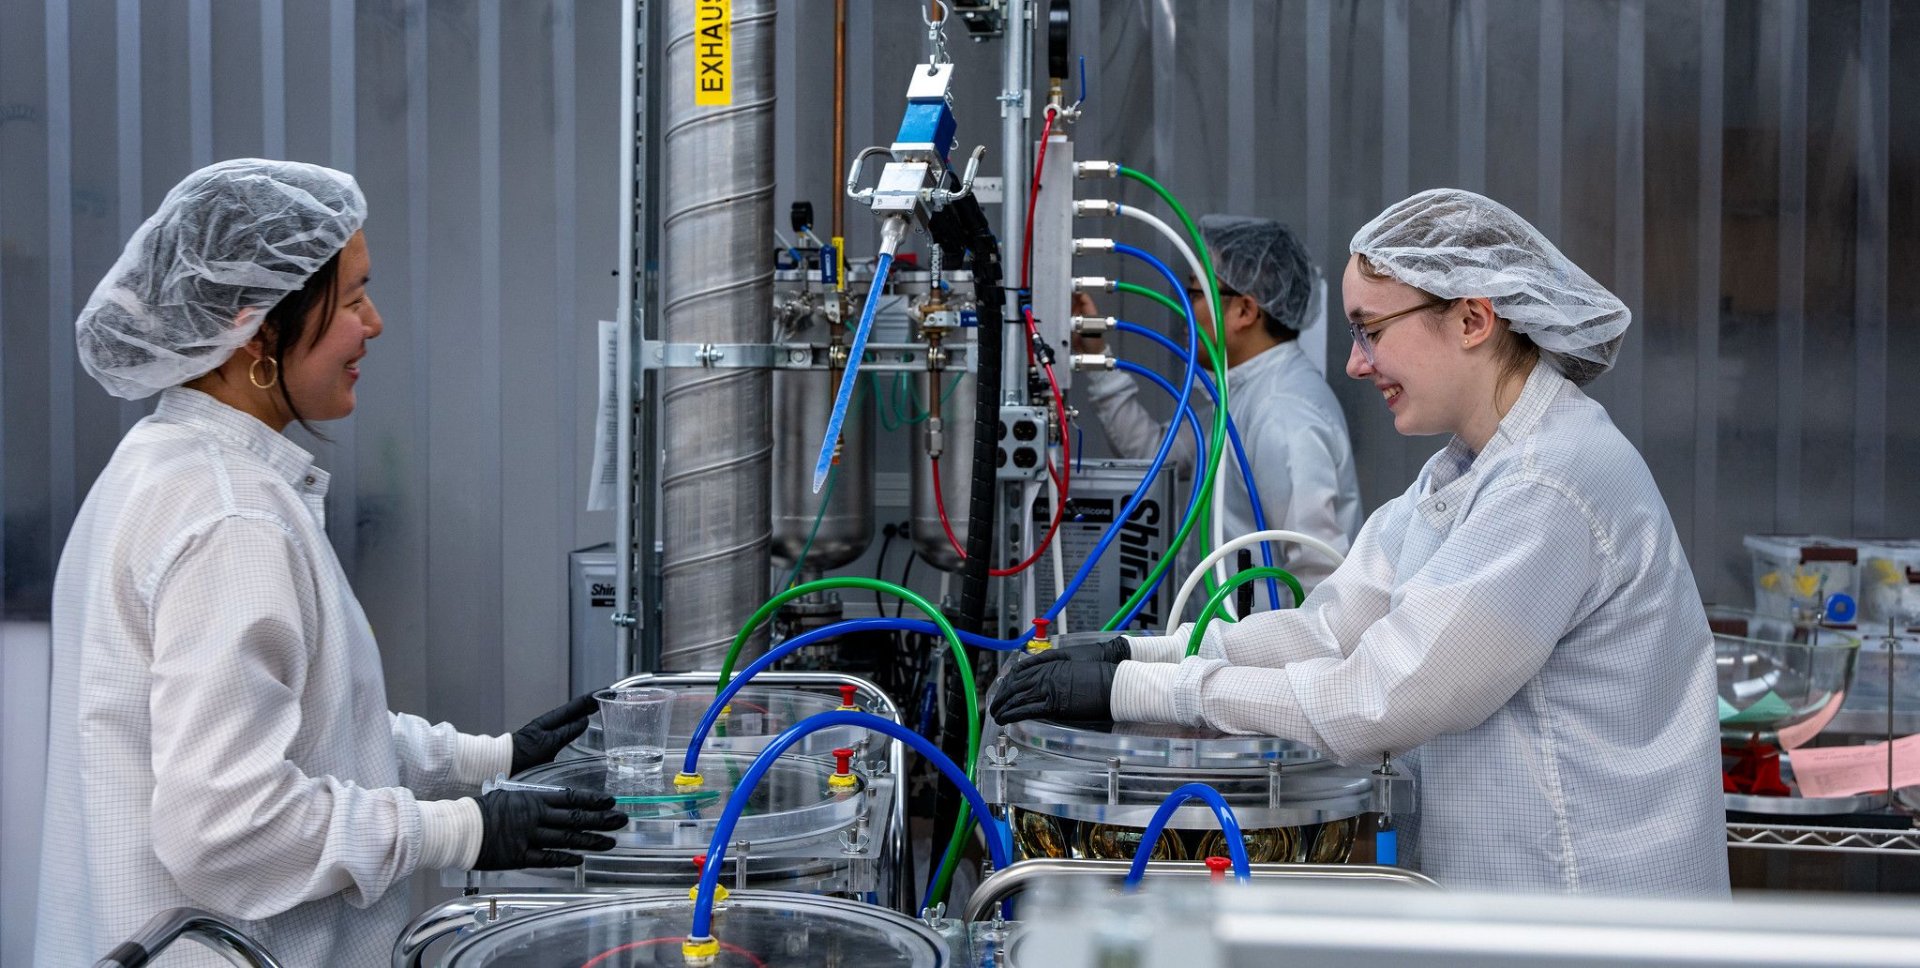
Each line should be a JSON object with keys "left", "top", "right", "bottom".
{"left": 1111, "top": 203, "right": 1233, "bottom": 592}
{"left": 1114, "top": 204, "right": 1210, "bottom": 314}
{"left": 1165, "top": 529, "right": 1349, "bottom": 627}
{"left": 1049, "top": 446, "right": 1068, "bottom": 634}
{"left": 1210, "top": 450, "right": 1231, "bottom": 596}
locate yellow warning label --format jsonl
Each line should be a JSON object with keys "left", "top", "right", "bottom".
{"left": 694, "top": 0, "right": 731, "bottom": 106}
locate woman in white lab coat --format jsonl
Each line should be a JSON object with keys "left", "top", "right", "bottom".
{"left": 37, "top": 159, "right": 627, "bottom": 966}
{"left": 993, "top": 189, "right": 1729, "bottom": 896}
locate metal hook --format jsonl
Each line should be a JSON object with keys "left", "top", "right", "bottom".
{"left": 924, "top": 0, "right": 952, "bottom": 64}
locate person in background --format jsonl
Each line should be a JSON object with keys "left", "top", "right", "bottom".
{"left": 38, "top": 159, "right": 627, "bottom": 966}
{"left": 1074, "top": 215, "right": 1361, "bottom": 595}
{"left": 997, "top": 189, "right": 1728, "bottom": 897}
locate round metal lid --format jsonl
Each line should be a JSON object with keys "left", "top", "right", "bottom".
{"left": 573, "top": 686, "right": 860, "bottom": 758}
{"left": 1003, "top": 718, "right": 1323, "bottom": 770}
{"left": 440, "top": 892, "right": 947, "bottom": 967}
{"left": 517, "top": 751, "right": 865, "bottom": 850}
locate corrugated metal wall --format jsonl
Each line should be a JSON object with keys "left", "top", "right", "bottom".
{"left": 0, "top": 0, "right": 622, "bottom": 736}
{"left": 976, "top": 0, "right": 1913, "bottom": 605}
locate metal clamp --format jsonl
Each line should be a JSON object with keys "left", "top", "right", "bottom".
{"left": 644, "top": 341, "right": 776, "bottom": 370}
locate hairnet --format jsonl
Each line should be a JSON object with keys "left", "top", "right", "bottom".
{"left": 76, "top": 158, "right": 367, "bottom": 400}
{"left": 1348, "top": 188, "right": 1629, "bottom": 386}
{"left": 1199, "top": 215, "right": 1319, "bottom": 332}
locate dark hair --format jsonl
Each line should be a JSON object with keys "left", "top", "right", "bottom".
{"left": 260, "top": 249, "right": 344, "bottom": 438}
{"left": 1261, "top": 307, "right": 1300, "bottom": 343}
{"left": 1217, "top": 287, "right": 1299, "bottom": 344}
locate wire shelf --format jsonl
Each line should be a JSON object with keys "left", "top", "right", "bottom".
{"left": 1727, "top": 821, "right": 1920, "bottom": 856}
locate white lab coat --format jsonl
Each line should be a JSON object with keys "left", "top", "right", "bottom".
{"left": 1113, "top": 362, "right": 1729, "bottom": 895}
{"left": 1083, "top": 340, "right": 1362, "bottom": 593}
{"left": 36, "top": 388, "right": 504, "bottom": 967}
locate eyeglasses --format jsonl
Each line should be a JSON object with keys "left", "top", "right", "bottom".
{"left": 1348, "top": 296, "right": 1452, "bottom": 365}
{"left": 1184, "top": 285, "right": 1241, "bottom": 311}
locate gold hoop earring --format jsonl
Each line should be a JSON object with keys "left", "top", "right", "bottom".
{"left": 249, "top": 356, "right": 280, "bottom": 389}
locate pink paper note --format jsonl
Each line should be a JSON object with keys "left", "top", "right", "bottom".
{"left": 1788, "top": 734, "right": 1920, "bottom": 799}
{"left": 1777, "top": 689, "right": 1846, "bottom": 750}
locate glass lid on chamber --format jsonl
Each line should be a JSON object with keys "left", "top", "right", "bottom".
{"left": 440, "top": 893, "right": 946, "bottom": 968}
{"left": 1002, "top": 718, "right": 1323, "bottom": 769}
{"left": 576, "top": 686, "right": 858, "bottom": 756}
{"left": 514, "top": 751, "right": 866, "bottom": 849}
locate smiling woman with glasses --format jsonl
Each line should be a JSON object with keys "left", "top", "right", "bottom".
{"left": 999, "top": 188, "right": 1728, "bottom": 900}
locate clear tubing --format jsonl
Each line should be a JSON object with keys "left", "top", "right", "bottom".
{"left": 685, "top": 711, "right": 1011, "bottom": 948}
{"left": 1166, "top": 529, "right": 1349, "bottom": 627}
{"left": 1187, "top": 566, "right": 1305, "bottom": 658}
{"left": 1113, "top": 320, "right": 1281, "bottom": 612}
{"left": 1121, "top": 783, "right": 1252, "bottom": 888}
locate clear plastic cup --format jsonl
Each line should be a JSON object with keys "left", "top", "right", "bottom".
{"left": 594, "top": 687, "right": 674, "bottom": 790}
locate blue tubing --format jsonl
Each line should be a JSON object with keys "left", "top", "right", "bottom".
{"left": 1110, "top": 360, "right": 1271, "bottom": 620}
{"left": 681, "top": 618, "right": 897, "bottom": 775}
{"left": 680, "top": 615, "right": 1029, "bottom": 776}
{"left": 1112, "top": 321, "right": 1281, "bottom": 612}
{"left": 1114, "top": 359, "right": 1211, "bottom": 541}
{"left": 688, "top": 711, "right": 1012, "bottom": 941}
{"left": 1123, "top": 782, "right": 1252, "bottom": 888}
{"left": 811, "top": 252, "right": 894, "bottom": 493}
{"left": 1034, "top": 243, "right": 1197, "bottom": 629}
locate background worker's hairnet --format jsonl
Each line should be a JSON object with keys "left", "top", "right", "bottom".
{"left": 75, "top": 158, "right": 367, "bottom": 400}
{"left": 1349, "top": 188, "right": 1629, "bottom": 386}
{"left": 1199, "top": 215, "right": 1320, "bottom": 332}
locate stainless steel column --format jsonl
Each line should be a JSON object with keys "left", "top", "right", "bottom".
{"left": 659, "top": 0, "right": 777, "bottom": 669}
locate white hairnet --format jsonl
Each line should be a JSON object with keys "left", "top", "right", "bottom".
{"left": 1199, "top": 215, "right": 1319, "bottom": 331}
{"left": 76, "top": 158, "right": 367, "bottom": 400}
{"left": 1348, "top": 188, "right": 1629, "bottom": 386}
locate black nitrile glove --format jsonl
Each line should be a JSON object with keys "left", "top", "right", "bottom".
{"left": 472, "top": 788, "right": 628, "bottom": 870}
{"left": 1032, "top": 635, "right": 1130, "bottom": 665}
{"left": 990, "top": 656, "right": 1118, "bottom": 723}
{"left": 510, "top": 693, "right": 598, "bottom": 774}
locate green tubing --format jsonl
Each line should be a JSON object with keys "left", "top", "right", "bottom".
{"left": 1186, "top": 566, "right": 1305, "bottom": 657}
{"left": 1102, "top": 166, "right": 1234, "bottom": 629}
{"left": 718, "top": 577, "right": 981, "bottom": 906}
{"left": 1111, "top": 281, "right": 1227, "bottom": 364}
{"left": 717, "top": 582, "right": 973, "bottom": 754}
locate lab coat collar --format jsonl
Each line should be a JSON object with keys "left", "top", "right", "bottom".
{"left": 153, "top": 387, "right": 328, "bottom": 497}
{"left": 1416, "top": 361, "right": 1566, "bottom": 529}
{"left": 1227, "top": 339, "right": 1304, "bottom": 382}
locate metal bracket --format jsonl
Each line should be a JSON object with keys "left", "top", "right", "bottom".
{"left": 642, "top": 340, "right": 976, "bottom": 373}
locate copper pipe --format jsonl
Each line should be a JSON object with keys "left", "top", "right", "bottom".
{"left": 832, "top": 0, "right": 847, "bottom": 240}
